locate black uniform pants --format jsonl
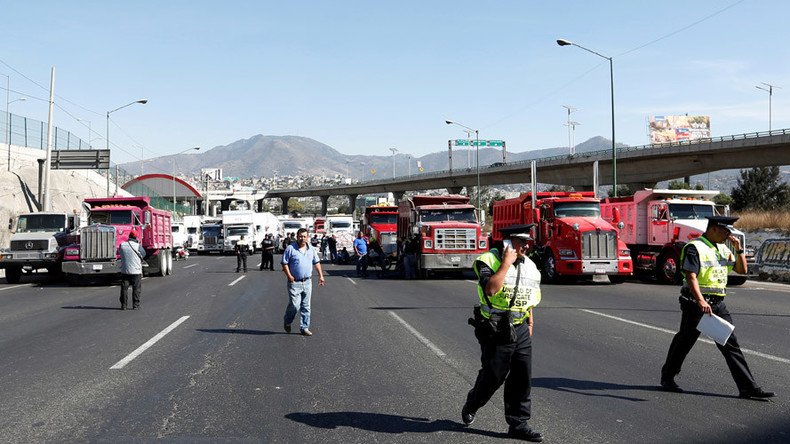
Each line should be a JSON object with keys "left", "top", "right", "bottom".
{"left": 466, "top": 322, "right": 533, "bottom": 429}
{"left": 119, "top": 273, "right": 141, "bottom": 308}
{"left": 661, "top": 295, "right": 758, "bottom": 392}
{"left": 236, "top": 253, "right": 247, "bottom": 271}
{"left": 261, "top": 251, "right": 274, "bottom": 270}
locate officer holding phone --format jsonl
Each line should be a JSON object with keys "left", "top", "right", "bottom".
{"left": 462, "top": 224, "right": 544, "bottom": 442}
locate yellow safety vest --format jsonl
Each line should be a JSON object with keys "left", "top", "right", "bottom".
{"left": 681, "top": 236, "right": 734, "bottom": 296}
{"left": 474, "top": 250, "right": 542, "bottom": 325}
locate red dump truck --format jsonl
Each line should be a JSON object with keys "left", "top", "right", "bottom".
{"left": 61, "top": 196, "right": 174, "bottom": 283}
{"left": 492, "top": 191, "right": 633, "bottom": 283}
{"left": 397, "top": 195, "right": 487, "bottom": 276}
{"left": 361, "top": 204, "right": 399, "bottom": 269}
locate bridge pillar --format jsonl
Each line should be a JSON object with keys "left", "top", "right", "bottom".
{"left": 393, "top": 191, "right": 404, "bottom": 203}
{"left": 321, "top": 196, "right": 329, "bottom": 216}
{"left": 447, "top": 186, "right": 463, "bottom": 195}
{"left": 281, "top": 197, "right": 290, "bottom": 215}
{"left": 348, "top": 194, "right": 357, "bottom": 215}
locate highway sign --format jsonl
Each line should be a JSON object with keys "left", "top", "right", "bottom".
{"left": 452, "top": 139, "right": 505, "bottom": 147}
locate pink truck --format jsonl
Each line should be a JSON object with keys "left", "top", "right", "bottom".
{"left": 61, "top": 196, "right": 173, "bottom": 283}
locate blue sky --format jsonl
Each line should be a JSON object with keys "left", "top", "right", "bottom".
{"left": 1, "top": 0, "right": 788, "bottom": 165}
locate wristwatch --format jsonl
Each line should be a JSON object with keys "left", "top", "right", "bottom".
{"left": 736, "top": 249, "right": 745, "bottom": 254}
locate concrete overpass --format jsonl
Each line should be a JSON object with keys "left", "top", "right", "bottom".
{"left": 267, "top": 129, "right": 790, "bottom": 214}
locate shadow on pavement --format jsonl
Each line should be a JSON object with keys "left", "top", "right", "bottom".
{"left": 196, "top": 328, "right": 284, "bottom": 336}
{"left": 533, "top": 377, "right": 739, "bottom": 401}
{"left": 284, "top": 411, "right": 505, "bottom": 438}
{"left": 61, "top": 305, "right": 122, "bottom": 310}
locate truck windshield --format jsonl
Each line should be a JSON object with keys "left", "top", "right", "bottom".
{"left": 89, "top": 210, "right": 133, "bottom": 225}
{"left": 420, "top": 209, "right": 477, "bottom": 223}
{"left": 283, "top": 222, "right": 303, "bottom": 229}
{"left": 202, "top": 226, "right": 222, "bottom": 236}
{"left": 16, "top": 214, "right": 67, "bottom": 233}
{"left": 330, "top": 221, "right": 352, "bottom": 229}
{"left": 187, "top": 227, "right": 198, "bottom": 234}
{"left": 668, "top": 204, "right": 715, "bottom": 220}
{"left": 553, "top": 202, "right": 601, "bottom": 218}
{"left": 369, "top": 214, "right": 397, "bottom": 224}
{"left": 227, "top": 227, "right": 250, "bottom": 236}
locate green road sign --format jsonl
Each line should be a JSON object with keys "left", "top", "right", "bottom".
{"left": 452, "top": 139, "right": 505, "bottom": 147}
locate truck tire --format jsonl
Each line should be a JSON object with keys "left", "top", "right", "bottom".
{"left": 154, "top": 252, "right": 166, "bottom": 277}
{"left": 541, "top": 252, "right": 560, "bottom": 284}
{"left": 165, "top": 252, "right": 173, "bottom": 275}
{"left": 5, "top": 266, "right": 22, "bottom": 284}
{"left": 657, "top": 251, "right": 681, "bottom": 284}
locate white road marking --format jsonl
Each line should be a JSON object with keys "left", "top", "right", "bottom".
{"left": 0, "top": 284, "right": 29, "bottom": 291}
{"left": 581, "top": 309, "right": 790, "bottom": 364}
{"left": 229, "top": 276, "right": 246, "bottom": 286}
{"left": 256, "top": 262, "right": 262, "bottom": 267}
{"left": 183, "top": 263, "right": 197, "bottom": 269}
{"left": 346, "top": 277, "right": 357, "bottom": 285}
{"left": 110, "top": 316, "right": 190, "bottom": 369}
{"left": 141, "top": 277, "right": 148, "bottom": 281}
{"left": 465, "top": 280, "right": 477, "bottom": 284}
{"left": 389, "top": 311, "right": 446, "bottom": 358}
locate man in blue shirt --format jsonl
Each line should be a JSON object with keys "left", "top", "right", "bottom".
{"left": 282, "top": 228, "right": 325, "bottom": 336}
{"left": 353, "top": 231, "right": 368, "bottom": 278}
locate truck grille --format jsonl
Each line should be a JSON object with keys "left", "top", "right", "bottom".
{"left": 435, "top": 228, "right": 476, "bottom": 250}
{"left": 582, "top": 230, "right": 617, "bottom": 259}
{"left": 204, "top": 236, "right": 218, "bottom": 245}
{"left": 10, "top": 240, "right": 50, "bottom": 250}
{"left": 80, "top": 225, "right": 116, "bottom": 261}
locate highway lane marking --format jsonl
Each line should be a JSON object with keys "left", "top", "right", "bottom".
{"left": 229, "top": 276, "right": 246, "bottom": 286}
{"left": 346, "top": 277, "right": 357, "bottom": 285}
{"left": 581, "top": 309, "right": 790, "bottom": 364}
{"left": 389, "top": 311, "right": 446, "bottom": 358}
{"left": 110, "top": 315, "right": 190, "bottom": 370}
{"left": 0, "top": 284, "right": 30, "bottom": 291}
{"left": 183, "top": 264, "right": 197, "bottom": 269}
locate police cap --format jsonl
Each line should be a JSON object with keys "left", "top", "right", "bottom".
{"left": 499, "top": 224, "right": 535, "bottom": 240}
{"left": 706, "top": 216, "right": 738, "bottom": 233}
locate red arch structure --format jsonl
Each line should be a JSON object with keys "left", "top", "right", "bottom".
{"left": 121, "top": 173, "right": 202, "bottom": 198}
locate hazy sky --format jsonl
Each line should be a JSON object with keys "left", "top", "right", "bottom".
{"left": 1, "top": 0, "right": 787, "bottom": 165}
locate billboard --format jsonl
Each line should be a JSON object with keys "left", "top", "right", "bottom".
{"left": 649, "top": 115, "right": 710, "bottom": 143}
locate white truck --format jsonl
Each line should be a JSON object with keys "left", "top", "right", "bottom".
{"left": 222, "top": 210, "right": 256, "bottom": 253}
{"left": 281, "top": 217, "right": 310, "bottom": 239}
{"left": 326, "top": 214, "right": 356, "bottom": 253}
{"left": 0, "top": 212, "right": 86, "bottom": 283}
{"left": 182, "top": 215, "right": 201, "bottom": 251}
{"left": 252, "top": 212, "right": 283, "bottom": 253}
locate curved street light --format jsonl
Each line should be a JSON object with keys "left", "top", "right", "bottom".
{"left": 445, "top": 120, "right": 481, "bottom": 224}
{"left": 557, "top": 38, "right": 617, "bottom": 196}
{"left": 5, "top": 96, "right": 26, "bottom": 172}
{"left": 106, "top": 99, "right": 148, "bottom": 195}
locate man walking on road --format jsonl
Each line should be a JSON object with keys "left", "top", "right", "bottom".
{"left": 660, "top": 216, "right": 775, "bottom": 399}
{"left": 260, "top": 233, "right": 275, "bottom": 271}
{"left": 118, "top": 229, "right": 146, "bottom": 310}
{"left": 463, "top": 224, "right": 543, "bottom": 442}
{"left": 353, "top": 231, "right": 368, "bottom": 277}
{"left": 282, "top": 228, "right": 325, "bottom": 336}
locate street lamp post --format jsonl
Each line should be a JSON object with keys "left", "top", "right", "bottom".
{"left": 106, "top": 99, "right": 148, "bottom": 195}
{"left": 389, "top": 147, "right": 399, "bottom": 178}
{"left": 173, "top": 147, "right": 200, "bottom": 214}
{"left": 5, "top": 96, "right": 26, "bottom": 172}
{"left": 557, "top": 38, "right": 617, "bottom": 196}
{"left": 756, "top": 82, "right": 781, "bottom": 132}
{"left": 445, "top": 120, "right": 481, "bottom": 223}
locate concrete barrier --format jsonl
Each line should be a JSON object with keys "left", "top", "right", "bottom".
{"left": 756, "top": 238, "right": 790, "bottom": 282}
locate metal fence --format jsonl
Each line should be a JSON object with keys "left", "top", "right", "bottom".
{"left": 1, "top": 111, "right": 90, "bottom": 150}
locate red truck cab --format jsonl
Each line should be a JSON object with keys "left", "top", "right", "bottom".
{"left": 361, "top": 205, "right": 398, "bottom": 259}
{"left": 492, "top": 191, "right": 632, "bottom": 283}
{"left": 61, "top": 196, "right": 173, "bottom": 282}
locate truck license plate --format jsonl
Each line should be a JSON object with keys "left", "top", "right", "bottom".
{"left": 595, "top": 268, "right": 606, "bottom": 274}
{"left": 15, "top": 253, "right": 35, "bottom": 260}
{"left": 92, "top": 264, "right": 103, "bottom": 271}
{"left": 450, "top": 256, "right": 461, "bottom": 263}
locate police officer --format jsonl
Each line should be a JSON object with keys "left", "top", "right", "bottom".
{"left": 260, "top": 233, "right": 275, "bottom": 271}
{"left": 463, "top": 224, "right": 543, "bottom": 442}
{"left": 235, "top": 235, "right": 251, "bottom": 273}
{"left": 660, "top": 216, "right": 775, "bottom": 399}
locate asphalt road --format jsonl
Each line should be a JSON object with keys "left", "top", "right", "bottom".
{"left": 0, "top": 254, "right": 788, "bottom": 443}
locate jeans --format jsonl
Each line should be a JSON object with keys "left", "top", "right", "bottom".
{"left": 284, "top": 279, "right": 312, "bottom": 331}
{"left": 403, "top": 253, "right": 417, "bottom": 279}
{"left": 356, "top": 254, "right": 368, "bottom": 276}
{"left": 120, "top": 273, "right": 142, "bottom": 308}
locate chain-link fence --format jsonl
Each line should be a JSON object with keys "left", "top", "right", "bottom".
{"left": 1, "top": 111, "right": 90, "bottom": 150}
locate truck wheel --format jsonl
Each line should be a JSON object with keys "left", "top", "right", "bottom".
{"left": 608, "top": 275, "right": 626, "bottom": 284}
{"left": 541, "top": 253, "right": 560, "bottom": 284}
{"left": 657, "top": 251, "right": 681, "bottom": 284}
{"left": 165, "top": 252, "right": 173, "bottom": 275}
{"left": 5, "top": 266, "right": 22, "bottom": 284}
{"left": 155, "top": 252, "right": 166, "bottom": 277}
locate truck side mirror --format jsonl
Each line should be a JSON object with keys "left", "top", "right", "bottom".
{"left": 144, "top": 211, "right": 151, "bottom": 225}
{"left": 8, "top": 217, "right": 13, "bottom": 231}
{"left": 612, "top": 207, "right": 621, "bottom": 224}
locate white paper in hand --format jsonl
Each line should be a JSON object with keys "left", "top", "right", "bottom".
{"left": 696, "top": 313, "right": 735, "bottom": 346}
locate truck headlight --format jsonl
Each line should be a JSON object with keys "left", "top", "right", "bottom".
{"left": 65, "top": 248, "right": 79, "bottom": 256}
{"left": 1, "top": 253, "right": 11, "bottom": 260}
{"left": 559, "top": 248, "right": 576, "bottom": 258}
{"left": 479, "top": 239, "right": 487, "bottom": 249}
{"left": 619, "top": 249, "right": 630, "bottom": 257}
{"left": 424, "top": 239, "right": 433, "bottom": 249}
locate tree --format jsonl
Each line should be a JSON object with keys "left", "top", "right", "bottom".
{"left": 731, "top": 166, "right": 790, "bottom": 211}
{"left": 712, "top": 193, "right": 733, "bottom": 207}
